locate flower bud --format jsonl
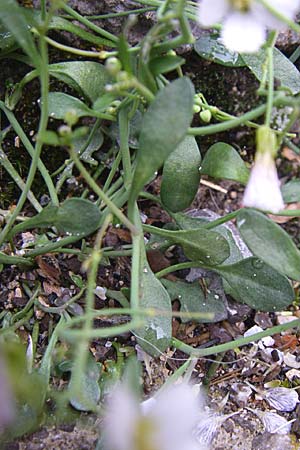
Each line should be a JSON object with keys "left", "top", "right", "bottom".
{"left": 105, "top": 57, "right": 122, "bottom": 77}
{"left": 199, "top": 109, "right": 212, "bottom": 123}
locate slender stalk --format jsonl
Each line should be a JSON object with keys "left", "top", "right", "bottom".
{"left": 119, "top": 108, "right": 132, "bottom": 190}
{"left": 172, "top": 319, "right": 300, "bottom": 357}
{"left": 0, "top": 35, "right": 50, "bottom": 246}
{"left": 264, "top": 31, "right": 277, "bottom": 127}
{"left": 44, "top": 36, "right": 104, "bottom": 58}
{"left": 61, "top": 3, "right": 118, "bottom": 44}
{"left": 189, "top": 104, "right": 267, "bottom": 135}
{"left": 0, "top": 103, "right": 58, "bottom": 206}
{"left": 0, "top": 146, "right": 42, "bottom": 212}
{"left": 69, "top": 147, "right": 138, "bottom": 235}
{"left": 156, "top": 261, "right": 204, "bottom": 278}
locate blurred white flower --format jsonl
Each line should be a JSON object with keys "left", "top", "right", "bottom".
{"left": 197, "top": 0, "right": 300, "bottom": 53}
{"left": 243, "top": 125, "right": 284, "bottom": 213}
{"left": 104, "top": 383, "right": 205, "bottom": 450}
{"left": 243, "top": 151, "right": 284, "bottom": 213}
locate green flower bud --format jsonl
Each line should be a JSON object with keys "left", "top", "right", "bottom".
{"left": 105, "top": 57, "right": 122, "bottom": 77}
{"left": 199, "top": 109, "right": 212, "bottom": 123}
{"left": 64, "top": 109, "right": 79, "bottom": 127}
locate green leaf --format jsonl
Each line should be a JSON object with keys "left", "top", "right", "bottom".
{"left": 69, "top": 354, "right": 101, "bottom": 412}
{"left": 194, "top": 34, "right": 246, "bottom": 67}
{"left": 0, "top": 252, "right": 32, "bottom": 267}
{"left": 242, "top": 47, "right": 300, "bottom": 95}
{"left": 281, "top": 179, "right": 300, "bottom": 203}
{"left": 129, "top": 77, "right": 195, "bottom": 202}
{"left": 200, "top": 142, "right": 249, "bottom": 184}
{"left": 162, "top": 279, "right": 227, "bottom": 323}
{"left": 73, "top": 127, "right": 104, "bottom": 166}
{"left": 149, "top": 55, "right": 185, "bottom": 76}
{"left": 55, "top": 198, "right": 101, "bottom": 235}
{"left": 0, "top": 0, "right": 40, "bottom": 65}
{"left": 9, "top": 198, "right": 101, "bottom": 238}
{"left": 48, "top": 15, "right": 115, "bottom": 48}
{"left": 135, "top": 260, "right": 172, "bottom": 356}
{"left": 174, "top": 211, "right": 249, "bottom": 265}
{"left": 237, "top": 209, "right": 300, "bottom": 280}
{"left": 49, "top": 61, "right": 109, "bottom": 103}
{"left": 0, "top": 23, "right": 18, "bottom": 54}
{"left": 148, "top": 226, "right": 230, "bottom": 265}
{"left": 48, "top": 92, "right": 93, "bottom": 120}
{"left": 215, "top": 257, "right": 294, "bottom": 311}
{"left": 161, "top": 136, "right": 201, "bottom": 212}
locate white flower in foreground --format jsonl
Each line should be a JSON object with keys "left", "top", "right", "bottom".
{"left": 243, "top": 126, "right": 284, "bottom": 213}
{"left": 197, "top": 0, "right": 300, "bottom": 53}
{"left": 104, "top": 383, "right": 205, "bottom": 450}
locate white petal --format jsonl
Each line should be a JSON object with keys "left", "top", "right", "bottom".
{"left": 252, "top": 0, "right": 300, "bottom": 30}
{"left": 221, "top": 11, "right": 266, "bottom": 53}
{"left": 242, "top": 152, "right": 284, "bottom": 213}
{"left": 268, "top": 0, "right": 300, "bottom": 18}
{"left": 104, "top": 385, "right": 139, "bottom": 450}
{"left": 148, "top": 384, "right": 202, "bottom": 450}
{"left": 197, "top": 0, "right": 229, "bottom": 26}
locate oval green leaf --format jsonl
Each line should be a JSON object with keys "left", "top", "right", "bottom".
{"left": 129, "top": 77, "right": 195, "bottom": 203}
{"left": 237, "top": 209, "right": 300, "bottom": 280}
{"left": 194, "top": 34, "right": 246, "bottom": 67}
{"left": 0, "top": 0, "right": 40, "bottom": 66}
{"left": 48, "top": 92, "right": 92, "bottom": 120}
{"left": 200, "top": 142, "right": 249, "bottom": 184}
{"left": 56, "top": 198, "right": 101, "bottom": 235}
{"left": 215, "top": 257, "right": 294, "bottom": 311}
{"left": 49, "top": 61, "right": 109, "bottom": 103}
{"left": 161, "top": 136, "right": 201, "bottom": 212}
{"left": 162, "top": 278, "right": 227, "bottom": 323}
{"left": 281, "top": 179, "right": 300, "bottom": 203}
{"left": 147, "top": 226, "right": 230, "bottom": 265}
{"left": 135, "top": 261, "right": 172, "bottom": 356}
{"left": 242, "top": 48, "right": 300, "bottom": 95}
{"left": 8, "top": 198, "right": 101, "bottom": 238}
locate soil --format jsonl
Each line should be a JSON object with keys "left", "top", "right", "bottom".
{"left": 1, "top": 1, "right": 300, "bottom": 449}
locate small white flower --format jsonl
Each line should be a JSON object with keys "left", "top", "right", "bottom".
{"left": 243, "top": 125, "right": 284, "bottom": 213}
{"left": 104, "top": 383, "right": 205, "bottom": 450}
{"left": 197, "top": 0, "right": 300, "bottom": 53}
{"left": 243, "top": 151, "right": 284, "bottom": 213}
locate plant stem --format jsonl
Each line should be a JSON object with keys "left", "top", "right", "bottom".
{"left": 189, "top": 104, "right": 267, "bottom": 135}
{"left": 69, "top": 147, "right": 138, "bottom": 235}
{"left": 264, "top": 31, "right": 277, "bottom": 127}
{"left": 172, "top": 319, "right": 300, "bottom": 357}
{"left": 119, "top": 108, "right": 132, "bottom": 190}
{"left": 61, "top": 3, "right": 118, "bottom": 44}
{"left": 0, "top": 103, "right": 58, "bottom": 206}
{"left": 0, "top": 35, "right": 50, "bottom": 246}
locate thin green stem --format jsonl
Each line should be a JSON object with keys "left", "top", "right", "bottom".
{"left": 84, "top": 7, "right": 156, "bottom": 19}
{"left": 0, "top": 35, "right": 50, "bottom": 246}
{"left": 156, "top": 261, "right": 204, "bottom": 278}
{"left": 44, "top": 35, "right": 103, "bottom": 58}
{"left": 284, "top": 137, "right": 300, "bottom": 155}
{"left": 0, "top": 103, "right": 58, "bottom": 206}
{"left": 172, "top": 319, "right": 300, "bottom": 357}
{"left": 265, "top": 31, "right": 277, "bottom": 127}
{"left": 69, "top": 147, "right": 138, "bottom": 235}
{"left": 189, "top": 104, "right": 267, "bottom": 135}
{"left": 119, "top": 108, "right": 132, "bottom": 190}
{"left": 61, "top": 3, "right": 118, "bottom": 44}
{"left": 0, "top": 146, "right": 42, "bottom": 212}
